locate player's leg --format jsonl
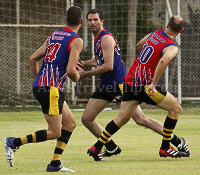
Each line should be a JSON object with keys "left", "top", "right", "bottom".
{"left": 5, "top": 113, "right": 62, "bottom": 167}
{"left": 88, "top": 100, "right": 139, "bottom": 161}
{"left": 83, "top": 84, "right": 122, "bottom": 158}
{"left": 95, "top": 100, "right": 139, "bottom": 149}
{"left": 5, "top": 86, "right": 62, "bottom": 167}
{"left": 51, "top": 102, "right": 76, "bottom": 163}
{"left": 46, "top": 110, "right": 75, "bottom": 172}
{"left": 83, "top": 98, "right": 122, "bottom": 158}
{"left": 47, "top": 101, "right": 76, "bottom": 172}
{"left": 155, "top": 91, "right": 188, "bottom": 157}
{"left": 132, "top": 105, "right": 163, "bottom": 134}
{"left": 81, "top": 98, "right": 110, "bottom": 138}
{"left": 132, "top": 105, "right": 190, "bottom": 156}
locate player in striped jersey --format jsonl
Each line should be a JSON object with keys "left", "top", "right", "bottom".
{"left": 5, "top": 6, "right": 83, "bottom": 172}
{"left": 88, "top": 15, "right": 190, "bottom": 159}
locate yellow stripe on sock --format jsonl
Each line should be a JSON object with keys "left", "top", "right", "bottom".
{"left": 20, "top": 136, "right": 28, "bottom": 145}
{"left": 162, "top": 137, "right": 172, "bottom": 141}
{"left": 56, "top": 141, "right": 66, "bottom": 150}
{"left": 163, "top": 132, "right": 172, "bottom": 136}
{"left": 102, "top": 133, "right": 109, "bottom": 140}
{"left": 52, "top": 154, "right": 61, "bottom": 161}
{"left": 32, "top": 133, "right": 36, "bottom": 143}
{"left": 163, "top": 127, "right": 174, "bottom": 132}
{"left": 99, "top": 138, "right": 107, "bottom": 144}
{"left": 104, "top": 130, "right": 112, "bottom": 137}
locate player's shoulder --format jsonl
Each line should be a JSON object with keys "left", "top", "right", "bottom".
{"left": 70, "top": 37, "right": 83, "bottom": 49}
{"left": 101, "top": 29, "right": 113, "bottom": 40}
{"left": 163, "top": 44, "right": 178, "bottom": 56}
{"left": 101, "top": 29, "right": 111, "bottom": 35}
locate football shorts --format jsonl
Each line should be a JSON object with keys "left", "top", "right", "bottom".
{"left": 122, "top": 82, "right": 167, "bottom": 105}
{"left": 91, "top": 84, "right": 123, "bottom": 102}
{"left": 33, "top": 86, "right": 65, "bottom": 115}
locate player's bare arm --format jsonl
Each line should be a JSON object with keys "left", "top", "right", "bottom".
{"left": 82, "top": 57, "right": 96, "bottom": 67}
{"left": 136, "top": 34, "right": 150, "bottom": 52}
{"left": 148, "top": 45, "right": 178, "bottom": 95}
{"left": 29, "top": 41, "right": 46, "bottom": 79}
{"left": 67, "top": 38, "right": 83, "bottom": 82}
{"left": 79, "top": 35, "right": 115, "bottom": 79}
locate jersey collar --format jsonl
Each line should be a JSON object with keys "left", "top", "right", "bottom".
{"left": 62, "top": 28, "right": 75, "bottom": 33}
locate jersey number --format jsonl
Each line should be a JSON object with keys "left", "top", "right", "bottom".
{"left": 45, "top": 43, "right": 61, "bottom": 62}
{"left": 139, "top": 44, "right": 154, "bottom": 64}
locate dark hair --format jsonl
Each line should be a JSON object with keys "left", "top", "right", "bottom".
{"left": 168, "top": 16, "right": 184, "bottom": 32}
{"left": 86, "top": 9, "right": 104, "bottom": 20}
{"left": 66, "top": 6, "right": 83, "bottom": 26}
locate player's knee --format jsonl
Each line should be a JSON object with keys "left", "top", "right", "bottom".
{"left": 81, "top": 115, "right": 88, "bottom": 126}
{"left": 176, "top": 104, "right": 182, "bottom": 115}
{"left": 81, "top": 115, "right": 93, "bottom": 126}
{"left": 170, "top": 103, "right": 182, "bottom": 117}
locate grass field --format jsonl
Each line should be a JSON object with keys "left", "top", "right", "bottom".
{"left": 0, "top": 109, "right": 199, "bottom": 175}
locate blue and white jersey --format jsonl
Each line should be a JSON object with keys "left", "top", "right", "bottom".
{"left": 94, "top": 29, "right": 126, "bottom": 86}
{"left": 33, "top": 28, "right": 81, "bottom": 91}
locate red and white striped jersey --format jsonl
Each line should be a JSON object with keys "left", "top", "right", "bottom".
{"left": 125, "top": 30, "right": 177, "bottom": 86}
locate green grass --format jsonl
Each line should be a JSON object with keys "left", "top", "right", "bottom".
{"left": 0, "top": 109, "right": 199, "bottom": 175}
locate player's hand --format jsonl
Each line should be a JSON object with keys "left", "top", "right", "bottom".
{"left": 148, "top": 83, "right": 156, "bottom": 96}
{"left": 78, "top": 71, "right": 87, "bottom": 80}
{"left": 76, "top": 66, "right": 86, "bottom": 80}
{"left": 78, "top": 58, "right": 84, "bottom": 66}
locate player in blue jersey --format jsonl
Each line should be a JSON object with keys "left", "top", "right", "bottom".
{"left": 5, "top": 6, "right": 83, "bottom": 172}
{"left": 78, "top": 9, "right": 190, "bottom": 161}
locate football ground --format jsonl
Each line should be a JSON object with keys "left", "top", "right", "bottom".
{"left": 0, "top": 109, "right": 199, "bottom": 175}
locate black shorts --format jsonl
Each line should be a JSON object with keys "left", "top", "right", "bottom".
{"left": 33, "top": 86, "right": 65, "bottom": 115}
{"left": 122, "top": 83, "right": 167, "bottom": 105}
{"left": 91, "top": 84, "right": 123, "bottom": 102}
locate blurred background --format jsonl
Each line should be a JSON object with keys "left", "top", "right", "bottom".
{"left": 0, "top": 0, "right": 199, "bottom": 111}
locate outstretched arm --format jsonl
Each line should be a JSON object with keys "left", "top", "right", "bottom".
{"left": 82, "top": 57, "right": 97, "bottom": 68}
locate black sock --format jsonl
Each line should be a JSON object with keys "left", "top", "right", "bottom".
{"left": 105, "top": 139, "right": 118, "bottom": 151}
{"left": 170, "top": 134, "right": 181, "bottom": 147}
{"left": 50, "top": 129, "right": 72, "bottom": 167}
{"left": 14, "top": 130, "right": 47, "bottom": 147}
{"left": 161, "top": 116, "right": 177, "bottom": 150}
{"left": 94, "top": 120, "right": 119, "bottom": 150}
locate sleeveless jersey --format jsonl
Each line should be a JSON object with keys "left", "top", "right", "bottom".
{"left": 94, "top": 29, "right": 126, "bottom": 86}
{"left": 125, "top": 30, "right": 177, "bottom": 86}
{"left": 33, "top": 28, "right": 80, "bottom": 91}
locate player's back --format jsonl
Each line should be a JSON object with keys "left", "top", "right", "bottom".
{"left": 125, "top": 30, "right": 177, "bottom": 86}
{"left": 33, "top": 28, "right": 80, "bottom": 91}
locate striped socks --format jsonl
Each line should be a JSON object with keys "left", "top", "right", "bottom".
{"left": 161, "top": 116, "right": 177, "bottom": 149}
{"left": 14, "top": 130, "right": 47, "bottom": 147}
{"left": 94, "top": 120, "right": 119, "bottom": 150}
